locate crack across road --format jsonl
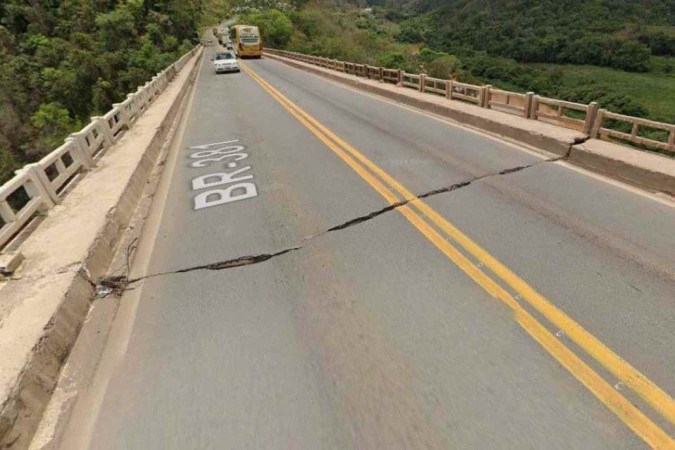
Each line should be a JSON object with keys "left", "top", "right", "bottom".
{"left": 97, "top": 156, "right": 562, "bottom": 296}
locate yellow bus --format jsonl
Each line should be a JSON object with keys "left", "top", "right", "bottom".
{"left": 229, "top": 25, "right": 262, "bottom": 58}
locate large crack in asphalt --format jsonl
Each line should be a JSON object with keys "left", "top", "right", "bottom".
{"left": 97, "top": 156, "right": 562, "bottom": 297}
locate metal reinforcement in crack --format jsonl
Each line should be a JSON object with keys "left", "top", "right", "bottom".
{"left": 96, "top": 156, "right": 563, "bottom": 296}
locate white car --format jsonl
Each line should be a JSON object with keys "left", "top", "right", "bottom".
{"left": 212, "top": 51, "right": 239, "bottom": 74}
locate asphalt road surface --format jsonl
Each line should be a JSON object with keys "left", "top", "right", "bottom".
{"left": 73, "top": 48, "right": 675, "bottom": 449}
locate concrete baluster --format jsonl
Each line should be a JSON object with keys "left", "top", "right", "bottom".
{"left": 25, "top": 164, "right": 59, "bottom": 205}
{"left": 583, "top": 102, "right": 599, "bottom": 135}
{"left": 529, "top": 95, "right": 540, "bottom": 119}
{"left": 17, "top": 165, "right": 56, "bottom": 209}
{"left": 590, "top": 109, "right": 606, "bottom": 138}
{"left": 113, "top": 102, "right": 131, "bottom": 130}
{"left": 481, "top": 85, "right": 492, "bottom": 108}
{"left": 126, "top": 93, "right": 139, "bottom": 121}
{"left": 0, "top": 200, "right": 16, "bottom": 224}
{"left": 419, "top": 74, "right": 427, "bottom": 93}
{"left": 524, "top": 92, "right": 535, "bottom": 118}
{"left": 67, "top": 133, "right": 95, "bottom": 169}
{"left": 91, "top": 116, "right": 114, "bottom": 147}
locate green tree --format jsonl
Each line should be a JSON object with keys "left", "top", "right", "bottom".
{"left": 0, "top": 148, "right": 17, "bottom": 184}
{"left": 425, "top": 55, "right": 461, "bottom": 79}
{"left": 29, "top": 103, "right": 79, "bottom": 156}
{"left": 242, "top": 9, "right": 293, "bottom": 48}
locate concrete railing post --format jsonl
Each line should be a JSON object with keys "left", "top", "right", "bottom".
{"left": 378, "top": 67, "right": 384, "bottom": 82}
{"left": 112, "top": 103, "right": 130, "bottom": 129}
{"left": 529, "top": 95, "right": 540, "bottom": 120}
{"left": 67, "top": 134, "right": 95, "bottom": 170}
{"left": 91, "top": 116, "right": 114, "bottom": 147}
{"left": 397, "top": 69, "right": 402, "bottom": 86}
{"left": 583, "top": 101, "right": 599, "bottom": 135}
{"left": 17, "top": 165, "right": 56, "bottom": 210}
{"left": 126, "top": 93, "right": 139, "bottom": 119}
{"left": 0, "top": 200, "right": 16, "bottom": 224}
{"left": 524, "top": 92, "right": 535, "bottom": 118}
{"left": 25, "top": 163, "right": 59, "bottom": 205}
{"left": 481, "top": 85, "right": 492, "bottom": 108}
{"left": 419, "top": 74, "right": 427, "bottom": 93}
{"left": 444, "top": 80, "right": 452, "bottom": 98}
{"left": 448, "top": 80, "right": 455, "bottom": 100}
{"left": 159, "top": 72, "right": 169, "bottom": 90}
{"left": 591, "top": 109, "right": 606, "bottom": 138}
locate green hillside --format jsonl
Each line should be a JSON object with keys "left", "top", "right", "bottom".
{"left": 236, "top": 0, "right": 674, "bottom": 123}
{"left": 0, "top": 0, "right": 202, "bottom": 182}
{"left": 2, "top": 0, "right": 674, "bottom": 183}
{"left": 390, "top": 0, "right": 675, "bottom": 70}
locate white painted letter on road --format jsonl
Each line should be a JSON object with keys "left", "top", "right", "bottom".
{"left": 194, "top": 183, "right": 258, "bottom": 210}
{"left": 191, "top": 167, "right": 251, "bottom": 190}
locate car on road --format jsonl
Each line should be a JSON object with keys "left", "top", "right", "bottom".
{"left": 212, "top": 51, "right": 239, "bottom": 74}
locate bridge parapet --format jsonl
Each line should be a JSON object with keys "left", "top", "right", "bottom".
{"left": 265, "top": 48, "right": 675, "bottom": 157}
{"left": 0, "top": 46, "right": 200, "bottom": 255}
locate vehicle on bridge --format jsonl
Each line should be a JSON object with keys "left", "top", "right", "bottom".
{"left": 212, "top": 51, "right": 239, "bottom": 73}
{"left": 229, "top": 24, "right": 262, "bottom": 58}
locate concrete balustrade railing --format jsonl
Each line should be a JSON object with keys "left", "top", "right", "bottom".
{"left": 366, "top": 65, "right": 382, "bottom": 80}
{"left": 35, "top": 139, "right": 89, "bottom": 202}
{"left": 382, "top": 68, "right": 401, "bottom": 84}
{"left": 422, "top": 75, "right": 448, "bottom": 96}
{"left": 487, "top": 88, "right": 533, "bottom": 118}
{"left": 401, "top": 72, "right": 422, "bottom": 89}
{"left": 266, "top": 48, "right": 675, "bottom": 156}
{"left": 449, "top": 80, "right": 484, "bottom": 105}
{"left": 532, "top": 96, "right": 599, "bottom": 134}
{"left": 0, "top": 46, "right": 200, "bottom": 252}
{"left": 0, "top": 167, "right": 54, "bottom": 248}
{"left": 591, "top": 110, "right": 675, "bottom": 152}
{"left": 354, "top": 64, "right": 368, "bottom": 77}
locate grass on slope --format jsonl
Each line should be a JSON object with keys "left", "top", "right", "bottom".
{"left": 529, "top": 62, "right": 675, "bottom": 123}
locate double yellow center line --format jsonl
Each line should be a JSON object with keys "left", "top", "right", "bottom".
{"left": 240, "top": 62, "right": 674, "bottom": 447}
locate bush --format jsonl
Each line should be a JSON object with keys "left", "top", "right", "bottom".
{"left": 30, "top": 103, "right": 79, "bottom": 156}
{"left": 640, "top": 30, "right": 675, "bottom": 56}
{"left": 0, "top": 149, "right": 17, "bottom": 184}
{"left": 425, "top": 55, "right": 461, "bottom": 78}
{"left": 559, "top": 36, "right": 651, "bottom": 72}
{"left": 377, "top": 51, "right": 406, "bottom": 69}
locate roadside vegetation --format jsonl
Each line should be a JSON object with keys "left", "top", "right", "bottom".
{"left": 0, "top": 0, "right": 201, "bottom": 183}
{"left": 2, "top": 0, "right": 673, "bottom": 183}
{"left": 237, "top": 0, "right": 675, "bottom": 126}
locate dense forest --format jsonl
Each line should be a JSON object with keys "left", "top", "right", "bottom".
{"left": 389, "top": 0, "right": 675, "bottom": 71}
{"left": 2, "top": 0, "right": 674, "bottom": 183}
{"left": 0, "top": 0, "right": 202, "bottom": 183}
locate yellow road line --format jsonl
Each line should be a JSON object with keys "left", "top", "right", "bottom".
{"left": 241, "top": 62, "right": 675, "bottom": 447}
{"left": 316, "top": 118, "right": 675, "bottom": 426}
{"left": 241, "top": 62, "right": 675, "bottom": 426}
